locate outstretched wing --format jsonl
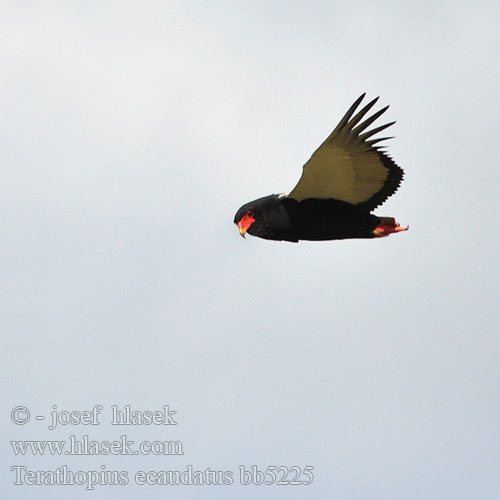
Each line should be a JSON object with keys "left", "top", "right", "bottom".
{"left": 288, "top": 94, "right": 404, "bottom": 211}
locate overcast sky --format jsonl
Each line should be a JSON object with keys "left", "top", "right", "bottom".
{"left": 2, "top": 1, "right": 499, "bottom": 499}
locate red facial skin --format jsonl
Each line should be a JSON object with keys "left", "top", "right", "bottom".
{"left": 237, "top": 214, "right": 256, "bottom": 237}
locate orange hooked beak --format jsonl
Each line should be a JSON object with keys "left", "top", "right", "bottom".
{"left": 237, "top": 214, "right": 256, "bottom": 238}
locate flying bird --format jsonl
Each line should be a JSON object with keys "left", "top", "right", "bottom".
{"left": 234, "top": 94, "right": 408, "bottom": 242}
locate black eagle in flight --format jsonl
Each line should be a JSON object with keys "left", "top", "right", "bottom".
{"left": 234, "top": 94, "right": 408, "bottom": 242}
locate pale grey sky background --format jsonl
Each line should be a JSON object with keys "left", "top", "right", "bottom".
{"left": 2, "top": 1, "right": 499, "bottom": 499}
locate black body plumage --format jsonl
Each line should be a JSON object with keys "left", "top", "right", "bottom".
{"left": 234, "top": 195, "right": 381, "bottom": 242}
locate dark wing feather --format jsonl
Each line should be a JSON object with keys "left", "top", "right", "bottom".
{"left": 288, "top": 94, "right": 404, "bottom": 211}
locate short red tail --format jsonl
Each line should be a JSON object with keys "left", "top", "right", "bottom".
{"left": 373, "top": 217, "right": 409, "bottom": 237}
